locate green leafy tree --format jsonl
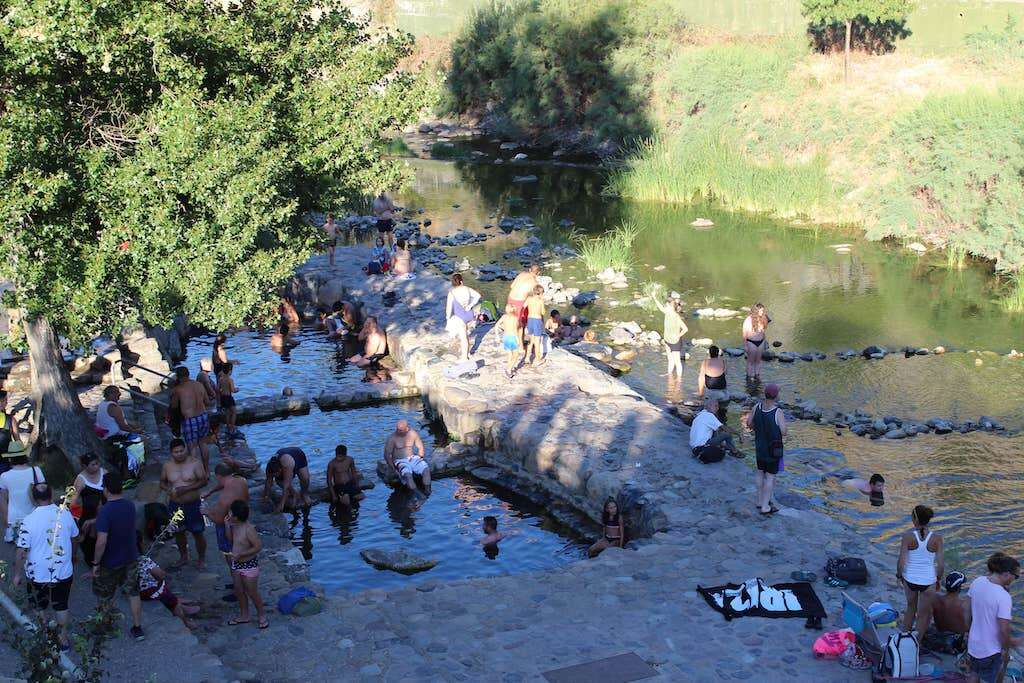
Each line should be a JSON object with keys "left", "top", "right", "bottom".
{"left": 801, "top": 0, "right": 914, "bottom": 79}
{"left": 0, "top": 0, "right": 424, "bottom": 468}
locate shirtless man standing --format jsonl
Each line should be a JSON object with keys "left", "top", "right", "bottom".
{"left": 262, "top": 447, "right": 312, "bottom": 512}
{"left": 160, "top": 438, "right": 208, "bottom": 569}
{"left": 507, "top": 264, "right": 541, "bottom": 319}
{"left": 372, "top": 191, "right": 397, "bottom": 249}
{"left": 326, "top": 444, "right": 364, "bottom": 508}
{"left": 384, "top": 420, "right": 430, "bottom": 495}
{"left": 201, "top": 463, "right": 250, "bottom": 573}
{"left": 171, "top": 366, "right": 212, "bottom": 472}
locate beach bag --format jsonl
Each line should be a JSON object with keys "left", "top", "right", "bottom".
{"left": 477, "top": 300, "right": 499, "bottom": 323}
{"left": 813, "top": 630, "right": 855, "bottom": 659}
{"left": 278, "top": 586, "right": 316, "bottom": 615}
{"left": 825, "top": 557, "right": 869, "bottom": 585}
{"left": 867, "top": 601, "right": 899, "bottom": 627}
{"left": 882, "top": 631, "right": 919, "bottom": 678}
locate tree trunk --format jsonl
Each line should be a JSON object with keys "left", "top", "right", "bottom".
{"left": 23, "top": 315, "right": 106, "bottom": 471}
{"left": 844, "top": 20, "right": 852, "bottom": 82}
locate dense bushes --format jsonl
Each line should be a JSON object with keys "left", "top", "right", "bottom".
{"left": 868, "top": 89, "right": 1024, "bottom": 270}
{"left": 443, "top": 0, "right": 684, "bottom": 150}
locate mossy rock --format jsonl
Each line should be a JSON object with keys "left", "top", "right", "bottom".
{"left": 360, "top": 548, "right": 438, "bottom": 574}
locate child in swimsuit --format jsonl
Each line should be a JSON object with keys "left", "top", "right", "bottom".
{"left": 589, "top": 497, "right": 625, "bottom": 558}
{"left": 225, "top": 500, "right": 267, "bottom": 629}
{"left": 523, "top": 285, "right": 546, "bottom": 366}
{"left": 497, "top": 304, "right": 523, "bottom": 379}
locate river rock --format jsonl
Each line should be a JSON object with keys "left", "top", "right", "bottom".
{"left": 777, "top": 352, "right": 797, "bottom": 363}
{"left": 933, "top": 346, "right": 946, "bottom": 355}
{"left": 907, "top": 242, "right": 927, "bottom": 253}
{"left": 724, "top": 347, "right": 744, "bottom": 357}
{"left": 690, "top": 218, "right": 714, "bottom": 228}
{"left": 512, "top": 153, "right": 528, "bottom": 161}
{"left": 927, "top": 419, "right": 954, "bottom": 434}
{"left": 884, "top": 428, "right": 907, "bottom": 439}
{"left": 862, "top": 345, "right": 886, "bottom": 358}
{"left": 572, "top": 291, "right": 598, "bottom": 307}
{"left": 691, "top": 338, "right": 713, "bottom": 347}
{"left": 499, "top": 142, "right": 519, "bottom": 150}
{"left": 360, "top": 548, "right": 438, "bottom": 574}
{"left": 615, "top": 350, "right": 638, "bottom": 362}
{"left": 609, "top": 327, "right": 636, "bottom": 345}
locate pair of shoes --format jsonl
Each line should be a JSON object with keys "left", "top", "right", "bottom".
{"left": 130, "top": 626, "right": 145, "bottom": 642}
{"left": 824, "top": 575, "right": 849, "bottom": 588}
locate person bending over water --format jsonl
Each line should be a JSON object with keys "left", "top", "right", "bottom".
{"left": 742, "top": 303, "right": 771, "bottom": 379}
{"left": 384, "top": 420, "right": 430, "bottom": 495}
{"left": 698, "top": 345, "right": 728, "bottom": 398}
{"left": 327, "top": 444, "right": 364, "bottom": 508}
{"left": 654, "top": 296, "right": 688, "bottom": 379}
{"left": 589, "top": 498, "right": 625, "bottom": 558}
{"left": 263, "top": 447, "right": 313, "bottom": 512}
{"left": 897, "top": 504, "right": 943, "bottom": 644}
{"left": 348, "top": 316, "right": 387, "bottom": 368}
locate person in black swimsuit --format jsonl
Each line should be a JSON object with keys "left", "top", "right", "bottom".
{"left": 589, "top": 498, "right": 625, "bottom": 558}
{"left": 743, "top": 303, "right": 771, "bottom": 379}
{"left": 698, "top": 345, "right": 728, "bottom": 399}
{"left": 262, "top": 447, "right": 312, "bottom": 512}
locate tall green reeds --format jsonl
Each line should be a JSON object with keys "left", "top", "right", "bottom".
{"left": 606, "top": 135, "right": 835, "bottom": 217}
{"left": 576, "top": 221, "right": 641, "bottom": 272}
{"left": 999, "top": 269, "right": 1024, "bottom": 313}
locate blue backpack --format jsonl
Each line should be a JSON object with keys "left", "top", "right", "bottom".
{"left": 277, "top": 586, "right": 316, "bottom": 614}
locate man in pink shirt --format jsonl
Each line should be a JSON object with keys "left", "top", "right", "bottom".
{"left": 966, "top": 552, "right": 1023, "bottom": 683}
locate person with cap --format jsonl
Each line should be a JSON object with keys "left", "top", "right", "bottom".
{"left": 745, "top": 383, "right": 787, "bottom": 516}
{"left": 925, "top": 571, "right": 969, "bottom": 654}
{"left": 13, "top": 482, "right": 78, "bottom": 649}
{"left": 0, "top": 442, "right": 46, "bottom": 542}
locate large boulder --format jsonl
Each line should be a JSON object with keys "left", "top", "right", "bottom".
{"left": 360, "top": 548, "right": 437, "bottom": 574}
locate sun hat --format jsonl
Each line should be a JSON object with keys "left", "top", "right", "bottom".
{"left": 2, "top": 441, "right": 27, "bottom": 459}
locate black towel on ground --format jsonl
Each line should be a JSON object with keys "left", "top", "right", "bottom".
{"left": 697, "top": 577, "right": 827, "bottom": 621}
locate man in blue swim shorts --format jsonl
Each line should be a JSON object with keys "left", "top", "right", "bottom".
{"left": 161, "top": 438, "right": 208, "bottom": 569}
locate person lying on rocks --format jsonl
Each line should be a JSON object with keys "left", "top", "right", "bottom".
{"left": 384, "top": 420, "right": 430, "bottom": 496}
{"left": 689, "top": 397, "right": 743, "bottom": 460}
{"left": 480, "top": 516, "right": 507, "bottom": 546}
{"left": 136, "top": 539, "right": 201, "bottom": 630}
{"left": 263, "top": 447, "right": 313, "bottom": 512}
{"left": 327, "top": 444, "right": 364, "bottom": 508}
{"left": 347, "top": 316, "right": 387, "bottom": 368}
{"left": 589, "top": 498, "right": 624, "bottom": 558}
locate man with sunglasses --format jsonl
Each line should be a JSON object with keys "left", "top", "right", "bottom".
{"left": 965, "top": 552, "right": 1023, "bottom": 683}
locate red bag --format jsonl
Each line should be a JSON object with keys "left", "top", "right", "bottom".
{"left": 813, "top": 630, "right": 855, "bottom": 659}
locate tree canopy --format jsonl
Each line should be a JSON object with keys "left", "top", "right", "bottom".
{"left": 0, "top": 0, "right": 424, "bottom": 341}
{"left": 800, "top": 0, "right": 914, "bottom": 27}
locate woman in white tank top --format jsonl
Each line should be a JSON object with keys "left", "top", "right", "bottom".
{"left": 897, "top": 504, "right": 944, "bottom": 639}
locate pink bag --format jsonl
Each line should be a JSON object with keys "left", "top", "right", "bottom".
{"left": 813, "top": 630, "right": 856, "bottom": 659}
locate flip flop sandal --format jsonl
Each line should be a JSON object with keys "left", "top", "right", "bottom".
{"left": 759, "top": 506, "right": 780, "bottom": 516}
{"left": 824, "top": 576, "right": 849, "bottom": 588}
{"left": 258, "top": 620, "right": 269, "bottom": 630}
{"left": 791, "top": 571, "right": 818, "bottom": 583}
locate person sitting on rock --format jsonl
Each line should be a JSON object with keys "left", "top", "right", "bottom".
{"left": 924, "top": 571, "right": 968, "bottom": 654}
{"left": 698, "top": 345, "right": 728, "bottom": 398}
{"left": 262, "top": 447, "right": 313, "bottom": 512}
{"left": 136, "top": 537, "right": 201, "bottom": 630}
{"left": 384, "top": 420, "right": 430, "bottom": 496}
{"left": 348, "top": 316, "right": 387, "bottom": 368}
{"left": 545, "top": 310, "right": 563, "bottom": 344}
{"left": 560, "top": 315, "right": 584, "bottom": 345}
{"left": 480, "top": 516, "right": 507, "bottom": 546}
{"left": 689, "top": 397, "right": 742, "bottom": 461}
{"left": 589, "top": 498, "right": 624, "bottom": 558}
{"left": 327, "top": 444, "right": 364, "bottom": 508}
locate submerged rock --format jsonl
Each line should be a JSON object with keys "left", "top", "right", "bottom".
{"left": 690, "top": 218, "right": 714, "bottom": 228}
{"left": 360, "top": 548, "right": 438, "bottom": 574}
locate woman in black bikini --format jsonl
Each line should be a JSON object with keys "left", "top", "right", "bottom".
{"left": 698, "top": 345, "right": 728, "bottom": 397}
{"left": 743, "top": 303, "right": 770, "bottom": 379}
{"left": 589, "top": 498, "right": 625, "bottom": 558}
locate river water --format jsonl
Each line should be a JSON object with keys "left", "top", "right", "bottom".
{"left": 183, "top": 331, "right": 587, "bottom": 593}
{"left": 386, "top": 149, "right": 1024, "bottom": 604}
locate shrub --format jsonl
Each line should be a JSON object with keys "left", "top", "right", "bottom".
{"left": 576, "top": 221, "right": 641, "bottom": 272}
{"left": 443, "top": 0, "right": 683, "bottom": 150}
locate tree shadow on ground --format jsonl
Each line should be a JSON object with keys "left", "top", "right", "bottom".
{"left": 808, "top": 18, "right": 912, "bottom": 54}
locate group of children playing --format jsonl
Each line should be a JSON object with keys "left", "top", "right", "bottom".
{"left": 495, "top": 286, "right": 590, "bottom": 378}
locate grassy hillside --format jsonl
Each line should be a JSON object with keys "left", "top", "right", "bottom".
{"left": 442, "top": 1, "right": 1024, "bottom": 273}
